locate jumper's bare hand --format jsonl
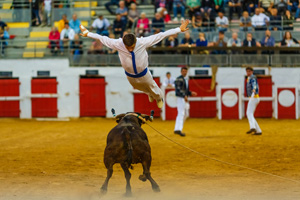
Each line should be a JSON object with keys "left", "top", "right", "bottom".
{"left": 79, "top": 24, "right": 88, "bottom": 37}
{"left": 180, "top": 19, "right": 190, "bottom": 32}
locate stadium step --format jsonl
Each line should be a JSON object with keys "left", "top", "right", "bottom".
{"left": 26, "top": 41, "right": 48, "bottom": 49}
{"left": 73, "top": 1, "right": 97, "bottom": 8}
{"left": 23, "top": 51, "right": 45, "bottom": 58}
{"left": 30, "top": 31, "right": 50, "bottom": 38}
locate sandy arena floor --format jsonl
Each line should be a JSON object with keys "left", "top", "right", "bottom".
{"left": 0, "top": 118, "right": 299, "bottom": 200}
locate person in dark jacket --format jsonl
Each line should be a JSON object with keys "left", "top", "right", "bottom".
{"left": 174, "top": 67, "right": 197, "bottom": 137}
{"left": 113, "top": 14, "right": 125, "bottom": 37}
{"left": 31, "top": 0, "right": 41, "bottom": 26}
{"left": 243, "top": 32, "right": 258, "bottom": 54}
{"left": 201, "top": 0, "right": 215, "bottom": 15}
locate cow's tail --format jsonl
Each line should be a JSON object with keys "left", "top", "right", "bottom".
{"left": 122, "top": 127, "right": 134, "bottom": 170}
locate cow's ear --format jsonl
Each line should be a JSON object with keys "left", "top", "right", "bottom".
{"left": 115, "top": 114, "right": 126, "bottom": 123}
{"left": 141, "top": 114, "right": 152, "bottom": 122}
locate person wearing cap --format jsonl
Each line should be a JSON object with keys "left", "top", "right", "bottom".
{"left": 245, "top": 66, "right": 262, "bottom": 135}
{"left": 79, "top": 20, "right": 190, "bottom": 108}
{"left": 90, "top": 15, "right": 110, "bottom": 36}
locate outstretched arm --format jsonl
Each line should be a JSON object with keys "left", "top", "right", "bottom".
{"left": 141, "top": 20, "right": 190, "bottom": 48}
{"left": 79, "top": 24, "right": 119, "bottom": 50}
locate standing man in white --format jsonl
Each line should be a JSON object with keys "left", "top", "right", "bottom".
{"left": 79, "top": 20, "right": 190, "bottom": 108}
{"left": 174, "top": 67, "right": 197, "bottom": 137}
{"left": 246, "top": 66, "right": 262, "bottom": 135}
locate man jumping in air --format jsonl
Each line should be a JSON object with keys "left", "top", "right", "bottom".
{"left": 79, "top": 20, "right": 190, "bottom": 108}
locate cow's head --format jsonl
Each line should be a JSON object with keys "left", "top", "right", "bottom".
{"left": 115, "top": 112, "right": 153, "bottom": 126}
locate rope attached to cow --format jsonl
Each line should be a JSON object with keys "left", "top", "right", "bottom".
{"left": 111, "top": 109, "right": 300, "bottom": 184}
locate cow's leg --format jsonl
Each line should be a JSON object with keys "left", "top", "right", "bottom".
{"left": 101, "top": 165, "right": 113, "bottom": 194}
{"left": 121, "top": 163, "right": 132, "bottom": 196}
{"left": 141, "top": 160, "right": 160, "bottom": 192}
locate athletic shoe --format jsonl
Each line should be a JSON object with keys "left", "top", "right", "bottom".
{"left": 156, "top": 99, "right": 163, "bottom": 108}
{"left": 174, "top": 130, "right": 186, "bottom": 137}
{"left": 180, "top": 17, "right": 185, "bottom": 22}
{"left": 148, "top": 95, "right": 154, "bottom": 103}
{"left": 253, "top": 132, "right": 262, "bottom": 135}
{"left": 173, "top": 17, "right": 178, "bottom": 22}
{"left": 246, "top": 128, "right": 256, "bottom": 134}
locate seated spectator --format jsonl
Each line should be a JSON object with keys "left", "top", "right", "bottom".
{"left": 157, "top": 7, "right": 171, "bottom": 23}
{"left": 243, "top": 32, "right": 259, "bottom": 54}
{"left": 152, "top": 13, "right": 165, "bottom": 33}
{"left": 214, "top": 0, "right": 225, "bottom": 13}
{"left": 201, "top": 0, "right": 215, "bottom": 15}
{"left": 0, "top": 26, "right": 9, "bottom": 57}
{"left": 0, "top": 17, "right": 9, "bottom": 31}
{"left": 48, "top": 26, "right": 60, "bottom": 55}
{"left": 113, "top": 14, "right": 125, "bottom": 37}
{"left": 211, "top": 30, "right": 228, "bottom": 54}
{"left": 107, "top": 33, "right": 118, "bottom": 54}
{"left": 195, "top": 32, "right": 209, "bottom": 54}
{"left": 260, "top": 30, "right": 275, "bottom": 46}
{"left": 186, "top": 0, "right": 201, "bottom": 19}
{"left": 70, "top": 34, "right": 83, "bottom": 64}
{"left": 269, "top": 8, "right": 281, "bottom": 30}
{"left": 136, "top": 12, "right": 150, "bottom": 36}
{"left": 202, "top": 12, "right": 215, "bottom": 32}
{"left": 192, "top": 12, "right": 203, "bottom": 32}
{"left": 116, "top": 1, "right": 128, "bottom": 24}
{"left": 162, "top": 72, "right": 175, "bottom": 87}
{"left": 127, "top": 3, "right": 139, "bottom": 29}
{"left": 259, "top": 0, "right": 274, "bottom": 13}
{"left": 228, "top": 0, "right": 242, "bottom": 21}
{"left": 243, "top": 0, "right": 259, "bottom": 15}
{"left": 58, "top": 14, "right": 68, "bottom": 33}
{"left": 69, "top": 14, "right": 81, "bottom": 34}
{"left": 287, "top": 0, "right": 300, "bottom": 19}
{"left": 88, "top": 40, "right": 105, "bottom": 55}
{"left": 283, "top": 10, "right": 294, "bottom": 30}
{"left": 125, "top": 0, "right": 136, "bottom": 8}
{"left": 251, "top": 8, "right": 269, "bottom": 30}
{"left": 216, "top": 12, "right": 229, "bottom": 32}
{"left": 173, "top": 0, "right": 186, "bottom": 21}
{"left": 90, "top": 15, "right": 110, "bottom": 36}
{"left": 180, "top": 32, "right": 195, "bottom": 46}
{"left": 105, "top": 0, "right": 120, "bottom": 15}
{"left": 279, "top": 31, "right": 299, "bottom": 54}
{"left": 60, "top": 23, "right": 75, "bottom": 54}
{"left": 227, "top": 32, "right": 242, "bottom": 47}
{"left": 240, "top": 11, "right": 252, "bottom": 31}
{"left": 277, "top": 0, "right": 288, "bottom": 15}
{"left": 165, "top": 34, "right": 179, "bottom": 47}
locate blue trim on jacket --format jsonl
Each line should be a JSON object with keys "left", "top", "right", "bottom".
{"left": 246, "top": 74, "right": 259, "bottom": 97}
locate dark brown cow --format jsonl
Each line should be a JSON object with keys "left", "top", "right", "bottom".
{"left": 101, "top": 111, "right": 160, "bottom": 196}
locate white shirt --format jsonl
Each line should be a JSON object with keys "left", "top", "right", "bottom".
{"left": 87, "top": 27, "right": 181, "bottom": 75}
{"left": 216, "top": 16, "right": 229, "bottom": 26}
{"left": 162, "top": 77, "right": 175, "bottom": 87}
{"left": 92, "top": 18, "right": 110, "bottom": 29}
{"left": 60, "top": 28, "right": 75, "bottom": 40}
{"left": 44, "top": 0, "right": 52, "bottom": 11}
{"left": 251, "top": 13, "right": 270, "bottom": 27}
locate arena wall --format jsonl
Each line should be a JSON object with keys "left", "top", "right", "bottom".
{"left": 0, "top": 59, "right": 299, "bottom": 119}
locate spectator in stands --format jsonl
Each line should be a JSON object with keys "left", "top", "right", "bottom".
{"left": 216, "top": 12, "right": 229, "bottom": 32}
{"left": 276, "top": 0, "right": 288, "bottom": 15}
{"left": 269, "top": 8, "right": 281, "bottom": 30}
{"left": 173, "top": 0, "right": 186, "bottom": 22}
{"left": 105, "top": 0, "right": 120, "bottom": 15}
{"left": 125, "top": 0, "right": 136, "bottom": 8}
{"left": 58, "top": 14, "right": 68, "bottom": 33}
{"left": 113, "top": 14, "right": 125, "bottom": 37}
{"left": 243, "top": 0, "right": 259, "bottom": 15}
{"left": 195, "top": 32, "right": 209, "bottom": 54}
{"left": 214, "top": 0, "right": 225, "bottom": 13}
{"left": 243, "top": 32, "right": 258, "bottom": 54}
{"left": 202, "top": 12, "right": 214, "bottom": 32}
{"left": 69, "top": 14, "right": 81, "bottom": 34}
{"left": 31, "top": 0, "right": 42, "bottom": 26}
{"left": 49, "top": 26, "right": 60, "bottom": 55}
{"left": 287, "top": 0, "right": 300, "bottom": 18}
{"left": 211, "top": 30, "right": 228, "bottom": 54}
{"left": 162, "top": 72, "right": 175, "bottom": 87}
{"left": 251, "top": 8, "right": 269, "bottom": 30}
{"left": 180, "top": 32, "right": 195, "bottom": 46}
{"left": 136, "top": 12, "right": 150, "bottom": 36}
{"left": 70, "top": 34, "right": 83, "bottom": 63}
{"left": 43, "top": 0, "right": 52, "bottom": 26}
{"left": 152, "top": 13, "right": 165, "bottom": 33}
{"left": 283, "top": 10, "right": 294, "bottom": 30}
{"left": 154, "top": 0, "right": 166, "bottom": 12}
{"left": 240, "top": 11, "right": 252, "bottom": 31}
{"left": 165, "top": 34, "right": 179, "bottom": 48}
{"left": 201, "top": 0, "right": 215, "bottom": 16}
{"left": 186, "top": 0, "right": 201, "bottom": 19}
{"left": 88, "top": 40, "right": 105, "bottom": 55}
{"left": 157, "top": 7, "right": 172, "bottom": 23}
{"left": 127, "top": 3, "right": 139, "bottom": 29}
{"left": 279, "top": 31, "right": 299, "bottom": 46}
{"left": 60, "top": 22, "right": 75, "bottom": 54}
{"left": 107, "top": 33, "right": 118, "bottom": 54}
{"left": 0, "top": 18, "right": 8, "bottom": 31}
{"left": 227, "top": 32, "right": 242, "bottom": 47}
{"left": 259, "top": 0, "right": 274, "bottom": 13}
{"left": 116, "top": 0, "right": 128, "bottom": 24}
{"left": 0, "top": 27, "right": 9, "bottom": 57}
{"left": 192, "top": 12, "right": 203, "bottom": 32}
{"left": 260, "top": 30, "right": 275, "bottom": 46}
{"left": 90, "top": 15, "right": 110, "bottom": 36}
{"left": 228, "top": 0, "right": 242, "bottom": 21}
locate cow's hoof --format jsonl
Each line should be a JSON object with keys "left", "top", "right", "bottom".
{"left": 139, "top": 175, "right": 147, "bottom": 182}
{"left": 100, "top": 187, "right": 107, "bottom": 194}
{"left": 152, "top": 186, "right": 161, "bottom": 193}
{"left": 124, "top": 191, "right": 132, "bottom": 197}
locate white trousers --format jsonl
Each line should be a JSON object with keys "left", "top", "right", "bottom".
{"left": 127, "top": 71, "right": 163, "bottom": 101}
{"left": 246, "top": 97, "right": 262, "bottom": 133}
{"left": 174, "top": 97, "right": 189, "bottom": 131}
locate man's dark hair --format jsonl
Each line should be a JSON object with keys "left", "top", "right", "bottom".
{"left": 123, "top": 33, "right": 137, "bottom": 47}
{"left": 246, "top": 66, "right": 254, "bottom": 71}
{"left": 219, "top": 30, "right": 224, "bottom": 35}
{"left": 65, "top": 22, "right": 69, "bottom": 25}
{"left": 181, "top": 66, "right": 188, "bottom": 71}
{"left": 166, "top": 72, "right": 171, "bottom": 75}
